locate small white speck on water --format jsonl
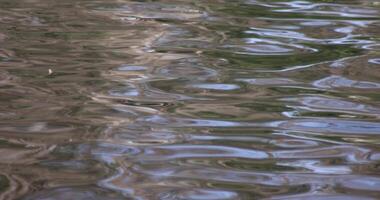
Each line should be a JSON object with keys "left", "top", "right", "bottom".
{"left": 48, "top": 69, "right": 53, "bottom": 75}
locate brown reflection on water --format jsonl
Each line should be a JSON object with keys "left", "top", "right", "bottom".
{"left": 0, "top": 0, "right": 380, "bottom": 199}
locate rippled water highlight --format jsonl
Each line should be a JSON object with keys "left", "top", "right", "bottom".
{"left": 1, "top": 0, "right": 380, "bottom": 199}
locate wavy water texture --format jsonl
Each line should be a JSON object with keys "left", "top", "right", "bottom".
{"left": 0, "top": 0, "right": 380, "bottom": 199}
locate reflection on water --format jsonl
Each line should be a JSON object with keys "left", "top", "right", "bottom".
{"left": 0, "top": 0, "right": 380, "bottom": 199}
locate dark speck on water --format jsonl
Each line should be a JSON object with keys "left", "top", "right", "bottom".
{"left": 0, "top": 0, "right": 380, "bottom": 199}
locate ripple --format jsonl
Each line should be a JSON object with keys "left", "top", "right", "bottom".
{"left": 161, "top": 189, "right": 239, "bottom": 200}
{"left": 96, "top": 2, "right": 206, "bottom": 21}
{"left": 277, "top": 160, "right": 352, "bottom": 174}
{"left": 272, "top": 145, "right": 370, "bottom": 163}
{"left": 243, "top": 44, "right": 293, "bottom": 53}
{"left": 56, "top": 143, "right": 141, "bottom": 164}
{"left": 141, "top": 145, "right": 269, "bottom": 161}
{"left": 0, "top": 143, "right": 56, "bottom": 165}
{"left": 117, "top": 65, "right": 148, "bottom": 71}
{"left": 0, "top": 122, "right": 75, "bottom": 133}
{"left": 300, "top": 21, "right": 333, "bottom": 27}
{"left": 0, "top": 173, "right": 29, "bottom": 200}
{"left": 246, "top": 25, "right": 373, "bottom": 46}
{"left": 139, "top": 115, "right": 246, "bottom": 127}
{"left": 313, "top": 75, "right": 380, "bottom": 89}
{"left": 155, "top": 63, "right": 218, "bottom": 81}
{"left": 244, "top": 37, "right": 318, "bottom": 53}
{"left": 237, "top": 78, "right": 299, "bottom": 85}
{"left": 246, "top": 27, "right": 312, "bottom": 41}
{"left": 225, "top": 44, "right": 296, "bottom": 55}
{"left": 189, "top": 83, "right": 240, "bottom": 91}
{"left": 341, "top": 177, "right": 380, "bottom": 192}
{"left": 109, "top": 88, "right": 139, "bottom": 97}
{"left": 136, "top": 163, "right": 380, "bottom": 189}
{"left": 275, "top": 1, "right": 379, "bottom": 18}
{"left": 270, "top": 192, "right": 375, "bottom": 200}
{"left": 270, "top": 139, "right": 319, "bottom": 148}
{"left": 133, "top": 165, "right": 288, "bottom": 186}
{"left": 90, "top": 143, "right": 140, "bottom": 162}
{"left": 275, "top": 119, "right": 380, "bottom": 135}
{"left": 368, "top": 58, "right": 380, "bottom": 65}
{"left": 282, "top": 96, "right": 380, "bottom": 115}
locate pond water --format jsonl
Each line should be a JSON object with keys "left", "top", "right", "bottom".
{"left": 1, "top": 0, "right": 380, "bottom": 199}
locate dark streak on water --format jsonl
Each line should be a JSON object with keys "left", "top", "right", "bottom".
{"left": 1, "top": 0, "right": 380, "bottom": 199}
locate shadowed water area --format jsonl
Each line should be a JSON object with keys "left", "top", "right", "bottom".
{"left": 1, "top": 0, "right": 380, "bottom": 199}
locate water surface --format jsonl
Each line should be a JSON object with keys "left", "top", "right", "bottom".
{"left": 1, "top": 0, "right": 380, "bottom": 199}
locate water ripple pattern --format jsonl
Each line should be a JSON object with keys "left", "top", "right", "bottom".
{"left": 0, "top": 0, "right": 380, "bottom": 199}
